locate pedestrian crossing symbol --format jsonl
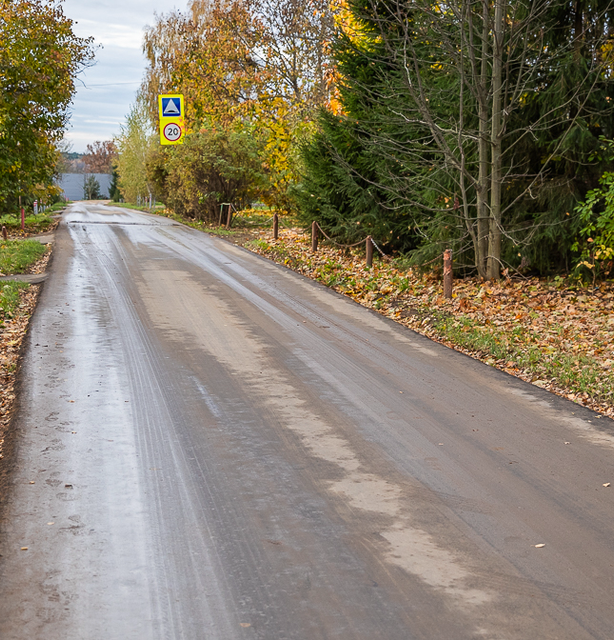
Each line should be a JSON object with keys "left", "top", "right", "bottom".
{"left": 158, "top": 94, "right": 185, "bottom": 145}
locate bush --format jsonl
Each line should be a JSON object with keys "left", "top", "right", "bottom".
{"left": 147, "top": 126, "right": 267, "bottom": 223}
{"left": 574, "top": 171, "right": 614, "bottom": 280}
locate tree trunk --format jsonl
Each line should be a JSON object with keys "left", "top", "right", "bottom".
{"left": 477, "top": 0, "right": 490, "bottom": 278}
{"left": 488, "top": 0, "right": 504, "bottom": 280}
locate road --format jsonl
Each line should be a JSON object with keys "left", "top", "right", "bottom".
{"left": 1, "top": 202, "right": 614, "bottom": 639}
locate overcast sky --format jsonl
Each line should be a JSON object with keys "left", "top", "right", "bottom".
{"left": 62, "top": 0, "right": 187, "bottom": 153}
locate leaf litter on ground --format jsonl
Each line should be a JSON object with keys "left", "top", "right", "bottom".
{"left": 243, "top": 226, "right": 614, "bottom": 419}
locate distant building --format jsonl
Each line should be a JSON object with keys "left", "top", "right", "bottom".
{"left": 56, "top": 173, "right": 113, "bottom": 201}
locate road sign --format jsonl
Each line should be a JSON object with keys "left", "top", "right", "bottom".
{"left": 158, "top": 94, "right": 185, "bottom": 146}
{"left": 163, "top": 122, "right": 182, "bottom": 143}
{"left": 161, "top": 97, "right": 181, "bottom": 117}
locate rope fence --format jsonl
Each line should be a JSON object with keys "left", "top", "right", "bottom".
{"left": 310, "top": 221, "right": 453, "bottom": 298}
{"left": 218, "top": 210, "right": 454, "bottom": 297}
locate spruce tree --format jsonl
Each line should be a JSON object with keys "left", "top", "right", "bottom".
{"left": 296, "top": 0, "right": 614, "bottom": 276}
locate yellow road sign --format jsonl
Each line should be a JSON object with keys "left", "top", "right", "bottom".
{"left": 158, "top": 94, "right": 185, "bottom": 145}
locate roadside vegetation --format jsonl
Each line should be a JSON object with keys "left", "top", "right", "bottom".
{"left": 0, "top": 1, "right": 94, "bottom": 213}
{"left": 0, "top": 242, "right": 49, "bottom": 463}
{"left": 0, "top": 240, "right": 47, "bottom": 275}
{"left": 238, "top": 224, "right": 614, "bottom": 419}
{"left": 112, "top": 0, "right": 614, "bottom": 283}
{"left": 0, "top": 282, "right": 29, "bottom": 328}
{"left": 106, "top": 201, "right": 164, "bottom": 213}
{"left": 0, "top": 213, "right": 56, "bottom": 235}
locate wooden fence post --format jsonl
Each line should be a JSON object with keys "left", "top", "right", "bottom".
{"left": 312, "top": 221, "right": 318, "bottom": 252}
{"left": 2, "top": 225, "right": 7, "bottom": 241}
{"left": 366, "top": 236, "right": 373, "bottom": 267}
{"left": 443, "top": 249, "right": 453, "bottom": 298}
{"left": 273, "top": 213, "right": 279, "bottom": 240}
{"left": 226, "top": 204, "right": 232, "bottom": 229}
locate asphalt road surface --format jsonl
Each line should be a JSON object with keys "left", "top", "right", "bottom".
{"left": 1, "top": 203, "right": 614, "bottom": 639}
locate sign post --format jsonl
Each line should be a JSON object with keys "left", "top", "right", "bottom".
{"left": 158, "top": 94, "right": 185, "bottom": 146}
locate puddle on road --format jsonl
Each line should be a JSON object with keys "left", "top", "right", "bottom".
{"left": 138, "top": 270, "right": 494, "bottom": 626}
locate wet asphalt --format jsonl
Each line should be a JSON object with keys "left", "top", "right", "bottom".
{"left": 1, "top": 203, "right": 614, "bottom": 639}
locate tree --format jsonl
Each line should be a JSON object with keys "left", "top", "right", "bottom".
{"left": 141, "top": 0, "right": 266, "bottom": 127}
{"left": 82, "top": 140, "right": 118, "bottom": 174}
{"left": 109, "top": 167, "right": 121, "bottom": 202}
{"left": 83, "top": 175, "right": 101, "bottom": 200}
{"left": 147, "top": 125, "right": 267, "bottom": 221}
{"left": 115, "top": 98, "right": 156, "bottom": 203}
{"left": 0, "top": 0, "right": 94, "bottom": 209}
{"left": 298, "top": 0, "right": 614, "bottom": 277}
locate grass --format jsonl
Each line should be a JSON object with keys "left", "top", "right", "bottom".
{"left": 44, "top": 202, "right": 67, "bottom": 213}
{"left": 0, "top": 240, "right": 47, "bottom": 275}
{"left": 0, "top": 281, "right": 29, "bottom": 327}
{"left": 0, "top": 213, "right": 55, "bottom": 233}
{"left": 106, "top": 201, "right": 165, "bottom": 213}
{"left": 231, "top": 209, "right": 279, "bottom": 229}
{"left": 149, "top": 207, "right": 277, "bottom": 237}
{"left": 135, "top": 204, "right": 295, "bottom": 236}
{"left": 433, "top": 313, "right": 614, "bottom": 404}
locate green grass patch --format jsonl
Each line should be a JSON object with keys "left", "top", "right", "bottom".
{"left": 150, "top": 208, "right": 242, "bottom": 236}
{"left": 142, "top": 205, "right": 297, "bottom": 234}
{"left": 231, "top": 211, "right": 275, "bottom": 228}
{"left": 45, "top": 202, "right": 66, "bottom": 213}
{"left": 0, "top": 281, "right": 29, "bottom": 326}
{"left": 0, "top": 240, "right": 46, "bottom": 275}
{"left": 0, "top": 213, "right": 54, "bottom": 233}
{"left": 433, "top": 314, "right": 614, "bottom": 405}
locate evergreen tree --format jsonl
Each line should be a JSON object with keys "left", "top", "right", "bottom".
{"left": 109, "top": 167, "right": 121, "bottom": 202}
{"left": 297, "top": 0, "right": 614, "bottom": 276}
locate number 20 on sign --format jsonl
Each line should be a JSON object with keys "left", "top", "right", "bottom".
{"left": 158, "top": 94, "right": 185, "bottom": 145}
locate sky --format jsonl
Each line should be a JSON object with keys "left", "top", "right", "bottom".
{"left": 61, "top": 0, "right": 187, "bottom": 153}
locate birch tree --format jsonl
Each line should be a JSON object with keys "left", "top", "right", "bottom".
{"left": 115, "top": 98, "right": 156, "bottom": 203}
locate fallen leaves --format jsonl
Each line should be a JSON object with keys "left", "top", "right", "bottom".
{"left": 244, "top": 227, "right": 614, "bottom": 419}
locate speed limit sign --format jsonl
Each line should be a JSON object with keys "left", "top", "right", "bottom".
{"left": 163, "top": 122, "right": 182, "bottom": 142}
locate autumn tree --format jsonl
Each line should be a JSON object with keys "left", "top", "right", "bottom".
{"left": 139, "top": 0, "right": 334, "bottom": 211}
{"left": 141, "top": 1, "right": 265, "bottom": 127}
{"left": 115, "top": 98, "right": 156, "bottom": 204}
{"left": 82, "top": 140, "right": 118, "bottom": 174}
{"left": 0, "top": 0, "right": 94, "bottom": 209}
